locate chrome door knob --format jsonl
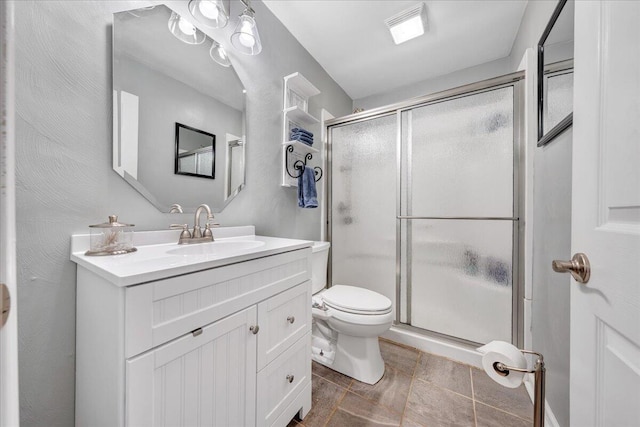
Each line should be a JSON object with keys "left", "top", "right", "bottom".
{"left": 249, "top": 325, "right": 259, "bottom": 334}
{"left": 552, "top": 253, "right": 591, "bottom": 284}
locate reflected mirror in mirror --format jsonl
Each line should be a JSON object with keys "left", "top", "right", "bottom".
{"left": 175, "top": 123, "right": 216, "bottom": 179}
{"left": 537, "top": 0, "right": 574, "bottom": 146}
{"left": 112, "top": 4, "right": 246, "bottom": 213}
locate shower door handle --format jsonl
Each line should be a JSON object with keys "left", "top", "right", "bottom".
{"left": 552, "top": 253, "right": 590, "bottom": 284}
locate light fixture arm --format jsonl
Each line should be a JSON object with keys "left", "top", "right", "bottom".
{"left": 239, "top": 0, "right": 255, "bottom": 14}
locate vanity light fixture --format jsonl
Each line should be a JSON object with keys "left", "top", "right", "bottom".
{"left": 385, "top": 3, "right": 427, "bottom": 45}
{"left": 188, "top": 0, "right": 229, "bottom": 29}
{"left": 230, "top": 0, "right": 262, "bottom": 55}
{"left": 168, "top": 11, "right": 206, "bottom": 44}
{"left": 209, "top": 40, "right": 231, "bottom": 67}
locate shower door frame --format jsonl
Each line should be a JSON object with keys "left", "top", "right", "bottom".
{"left": 326, "top": 71, "right": 526, "bottom": 347}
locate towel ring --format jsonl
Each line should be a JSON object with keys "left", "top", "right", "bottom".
{"left": 285, "top": 145, "right": 322, "bottom": 182}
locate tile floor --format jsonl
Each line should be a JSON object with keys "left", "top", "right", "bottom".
{"left": 289, "top": 339, "right": 533, "bottom": 427}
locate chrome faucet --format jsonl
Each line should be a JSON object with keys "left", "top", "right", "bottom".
{"left": 193, "top": 204, "right": 214, "bottom": 239}
{"left": 170, "top": 204, "right": 219, "bottom": 244}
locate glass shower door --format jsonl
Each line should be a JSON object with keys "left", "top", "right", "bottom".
{"left": 400, "top": 86, "right": 517, "bottom": 344}
{"left": 330, "top": 114, "right": 398, "bottom": 314}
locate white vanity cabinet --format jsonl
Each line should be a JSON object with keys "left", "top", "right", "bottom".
{"left": 74, "top": 244, "right": 312, "bottom": 427}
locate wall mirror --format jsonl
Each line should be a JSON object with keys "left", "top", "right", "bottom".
{"left": 537, "top": 0, "right": 574, "bottom": 147}
{"left": 175, "top": 123, "right": 216, "bottom": 179}
{"left": 112, "top": 4, "right": 246, "bottom": 213}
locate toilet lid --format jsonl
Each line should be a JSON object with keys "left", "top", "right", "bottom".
{"left": 322, "top": 285, "right": 392, "bottom": 314}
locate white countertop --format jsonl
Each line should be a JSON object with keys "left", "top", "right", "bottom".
{"left": 70, "top": 226, "right": 313, "bottom": 287}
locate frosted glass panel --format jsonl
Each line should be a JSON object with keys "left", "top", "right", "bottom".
{"left": 330, "top": 115, "right": 397, "bottom": 310}
{"left": 410, "top": 220, "right": 513, "bottom": 343}
{"left": 408, "top": 87, "right": 513, "bottom": 217}
{"left": 545, "top": 71, "right": 573, "bottom": 133}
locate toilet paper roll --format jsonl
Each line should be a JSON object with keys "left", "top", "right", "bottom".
{"left": 477, "top": 340, "right": 528, "bottom": 389}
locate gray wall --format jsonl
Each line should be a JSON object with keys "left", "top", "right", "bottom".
{"left": 14, "top": 1, "right": 352, "bottom": 425}
{"left": 353, "top": 56, "right": 512, "bottom": 110}
{"left": 115, "top": 56, "right": 242, "bottom": 210}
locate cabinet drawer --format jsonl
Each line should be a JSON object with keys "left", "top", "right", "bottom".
{"left": 257, "top": 282, "right": 311, "bottom": 370}
{"left": 257, "top": 333, "right": 311, "bottom": 427}
{"left": 125, "top": 249, "right": 311, "bottom": 358}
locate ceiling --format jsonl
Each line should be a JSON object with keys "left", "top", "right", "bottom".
{"left": 263, "top": 0, "right": 528, "bottom": 100}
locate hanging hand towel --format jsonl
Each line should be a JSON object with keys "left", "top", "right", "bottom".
{"left": 297, "top": 166, "right": 318, "bottom": 208}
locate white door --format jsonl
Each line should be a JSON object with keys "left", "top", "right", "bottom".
{"left": 1, "top": 0, "right": 19, "bottom": 425}
{"left": 126, "top": 306, "right": 257, "bottom": 427}
{"left": 570, "top": 1, "right": 640, "bottom": 426}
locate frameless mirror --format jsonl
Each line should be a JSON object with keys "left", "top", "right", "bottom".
{"left": 537, "top": 0, "right": 574, "bottom": 146}
{"left": 112, "top": 5, "right": 246, "bottom": 213}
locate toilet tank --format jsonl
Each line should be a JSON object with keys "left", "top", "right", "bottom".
{"left": 311, "top": 241, "right": 330, "bottom": 294}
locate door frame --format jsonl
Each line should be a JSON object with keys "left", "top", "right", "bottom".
{"left": 0, "top": 0, "right": 20, "bottom": 425}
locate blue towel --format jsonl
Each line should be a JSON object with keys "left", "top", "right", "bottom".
{"left": 291, "top": 134, "right": 314, "bottom": 146}
{"left": 297, "top": 167, "right": 318, "bottom": 208}
{"left": 291, "top": 128, "right": 313, "bottom": 138}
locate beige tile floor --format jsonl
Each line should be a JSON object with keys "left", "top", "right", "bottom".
{"left": 289, "top": 339, "right": 533, "bottom": 427}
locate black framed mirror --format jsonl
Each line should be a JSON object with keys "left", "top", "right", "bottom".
{"left": 175, "top": 123, "right": 216, "bottom": 179}
{"left": 537, "top": 0, "right": 574, "bottom": 147}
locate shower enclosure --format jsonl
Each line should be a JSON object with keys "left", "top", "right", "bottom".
{"left": 327, "top": 73, "right": 524, "bottom": 346}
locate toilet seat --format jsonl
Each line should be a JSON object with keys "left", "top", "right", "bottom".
{"left": 321, "top": 285, "right": 392, "bottom": 315}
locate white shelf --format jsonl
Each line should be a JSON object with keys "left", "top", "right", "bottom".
{"left": 282, "top": 140, "right": 319, "bottom": 154}
{"left": 281, "top": 72, "right": 321, "bottom": 188}
{"left": 284, "top": 72, "right": 320, "bottom": 99}
{"left": 284, "top": 106, "right": 319, "bottom": 126}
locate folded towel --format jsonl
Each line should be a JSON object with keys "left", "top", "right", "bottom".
{"left": 290, "top": 134, "right": 314, "bottom": 145}
{"left": 297, "top": 166, "right": 318, "bottom": 208}
{"left": 291, "top": 127, "right": 313, "bottom": 138}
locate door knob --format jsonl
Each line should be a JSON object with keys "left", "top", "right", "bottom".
{"left": 552, "top": 253, "right": 590, "bottom": 284}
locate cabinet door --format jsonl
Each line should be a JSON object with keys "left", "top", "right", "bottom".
{"left": 126, "top": 306, "right": 257, "bottom": 427}
{"left": 257, "top": 282, "right": 311, "bottom": 370}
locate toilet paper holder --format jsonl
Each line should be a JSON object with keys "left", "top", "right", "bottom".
{"left": 492, "top": 349, "right": 546, "bottom": 427}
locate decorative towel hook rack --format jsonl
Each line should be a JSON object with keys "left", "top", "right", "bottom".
{"left": 285, "top": 145, "right": 322, "bottom": 182}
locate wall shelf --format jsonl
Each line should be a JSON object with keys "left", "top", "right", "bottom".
{"left": 284, "top": 106, "right": 319, "bottom": 127}
{"left": 281, "top": 72, "right": 322, "bottom": 187}
{"left": 282, "top": 140, "right": 319, "bottom": 154}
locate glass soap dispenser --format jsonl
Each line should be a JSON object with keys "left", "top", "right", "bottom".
{"left": 85, "top": 215, "right": 137, "bottom": 256}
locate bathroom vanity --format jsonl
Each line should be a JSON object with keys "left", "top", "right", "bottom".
{"left": 71, "top": 227, "right": 312, "bottom": 427}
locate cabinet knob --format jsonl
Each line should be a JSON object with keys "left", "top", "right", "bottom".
{"left": 286, "top": 374, "right": 294, "bottom": 383}
{"left": 287, "top": 316, "right": 295, "bottom": 324}
{"left": 249, "top": 325, "right": 260, "bottom": 334}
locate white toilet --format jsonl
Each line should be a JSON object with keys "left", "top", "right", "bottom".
{"left": 310, "top": 241, "right": 393, "bottom": 384}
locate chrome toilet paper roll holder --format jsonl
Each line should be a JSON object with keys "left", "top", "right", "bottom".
{"left": 492, "top": 349, "right": 546, "bottom": 427}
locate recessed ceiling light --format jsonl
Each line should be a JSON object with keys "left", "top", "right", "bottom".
{"left": 385, "top": 3, "right": 428, "bottom": 45}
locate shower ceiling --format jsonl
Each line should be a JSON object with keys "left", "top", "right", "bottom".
{"left": 263, "top": 0, "right": 527, "bottom": 100}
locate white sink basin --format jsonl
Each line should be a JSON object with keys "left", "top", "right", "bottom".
{"left": 166, "top": 240, "right": 266, "bottom": 256}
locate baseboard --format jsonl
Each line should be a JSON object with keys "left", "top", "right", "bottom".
{"left": 524, "top": 376, "right": 561, "bottom": 427}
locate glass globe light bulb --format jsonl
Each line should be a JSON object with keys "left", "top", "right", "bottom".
{"left": 198, "top": 1, "right": 219, "bottom": 20}
{"left": 238, "top": 21, "right": 255, "bottom": 48}
{"left": 178, "top": 17, "right": 196, "bottom": 36}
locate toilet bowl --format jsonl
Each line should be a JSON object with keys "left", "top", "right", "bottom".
{"left": 310, "top": 242, "right": 393, "bottom": 384}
